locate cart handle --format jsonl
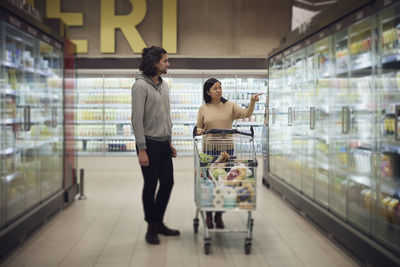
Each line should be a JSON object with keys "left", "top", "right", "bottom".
{"left": 193, "top": 126, "right": 254, "bottom": 138}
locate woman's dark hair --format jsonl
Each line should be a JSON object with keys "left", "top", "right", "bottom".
{"left": 203, "top": 78, "right": 228, "bottom": 104}
{"left": 139, "top": 46, "right": 167, "bottom": 77}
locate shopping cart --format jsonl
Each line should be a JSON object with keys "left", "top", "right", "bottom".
{"left": 192, "top": 127, "right": 258, "bottom": 254}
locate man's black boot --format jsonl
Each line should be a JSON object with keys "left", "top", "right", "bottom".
{"left": 145, "top": 222, "right": 160, "bottom": 245}
{"left": 158, "top": 222, "right": 180, "bottom": 236}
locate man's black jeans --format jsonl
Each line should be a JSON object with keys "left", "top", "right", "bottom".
{"left": 138, "top": 139, "right": 174, "bottom": 223}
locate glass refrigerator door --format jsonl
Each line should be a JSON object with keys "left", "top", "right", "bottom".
{"left": 303, "top": 46, "right": 316, "bottom": 199}
{"left": 268, "top": 61, "right": 282, "bottom": 178}
{"left": 22, "top": 33, "right": 40, "bottom": 209}
{"left": 314, "top": 37, "right": 331, "bottom": 207}
{"left": 103, "top": 76, "right": 135, "bottom": 154}
{"left": 375, "top": 3, "right": 400, "bottom": 255}
{"left": 3, "top": 24, "right": 29, "bottom": 221}
{"left": 330, "top": 29, "right": 350, "bottom": 219}
{"left": 169, "top": 76, "right": 203, "bottom": 155}
{"left": 290, "top": 50, "right": 305, "bottom": 191}
{"left": 37, "top": 41, "right": 63, "bottom": 200}
{"left": 76, "top": 76, "right": 104, "bottom": 154}
{"left": 347, "top": 17, "right": 375, "bottom": 234}
{"left": 280, "top": 57, "right": 292, "bottom": 184}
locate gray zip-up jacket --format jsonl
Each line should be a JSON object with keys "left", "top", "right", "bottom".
{"left": 131, "top": 74, "right": 172, "bottom": 150}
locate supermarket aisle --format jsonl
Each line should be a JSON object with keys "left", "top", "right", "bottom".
{"left": 0, "top": 157, "right": 359, "bottom": 267}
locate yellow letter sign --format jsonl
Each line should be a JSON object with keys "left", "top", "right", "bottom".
{"left": 162, "top": 0, "right": 177, "bottom": 53}
{"left": 101, "top": 0, "right": 147, "bottom": 53}
{"left": 46, "top": 0, "right": 87, "bottom": 53}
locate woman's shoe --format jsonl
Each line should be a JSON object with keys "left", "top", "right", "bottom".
{"left": 214, "top": 212, "right": 224, "bottom": 229}
{"left": 206, "top": 212, "right": 214, "bottom": 229}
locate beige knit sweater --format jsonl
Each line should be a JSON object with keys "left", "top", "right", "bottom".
{"left": 196, "top": 101, "right": 255, "bottom": 152}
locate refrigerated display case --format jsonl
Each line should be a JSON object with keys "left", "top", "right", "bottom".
{"left": 0, "top": 16, "right": 64, "bottom": 225}
{"left": 0, "top": 2, "right": 78, "bottom": 259}
{"left": 376, "top": 2, "right": 400, "bottom": 256}
{"left": 265, "top": 0, "right": 400, "bottom": 265}
{"left": 75, "top": 70, "right": 267, "bottom": 156}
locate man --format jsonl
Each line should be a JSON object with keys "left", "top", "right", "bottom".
{"left": 131, "top": 46, "right": 179, "bottom": 245}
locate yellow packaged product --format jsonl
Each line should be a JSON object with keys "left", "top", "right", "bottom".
{"left": 388, "top": 199, "right": 399, "bottom": 224}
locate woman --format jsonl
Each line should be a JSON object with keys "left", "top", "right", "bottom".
{"left": 196, "top": 78, "right": 262, "bottom": 229}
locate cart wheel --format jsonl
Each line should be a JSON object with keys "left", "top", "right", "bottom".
{"left": 245, "top": 243, "right": 251, "bottom": 254}
{"left": 193, "top": 218, "right": 199, "bottom": 233}
{"left": 204, "top": 243, "right": 211, "bottom": 254}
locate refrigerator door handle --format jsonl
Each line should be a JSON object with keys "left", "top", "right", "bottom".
{"left": 52, "top": 107, "right": 57, "bottom": 128}
{"left": 272, "top": 108, "right": 276, "bottom": 124}
{"left": 23, "top": 107, "right": 27, "bottom": 131}
{"left": 23, "top": 106, "right": 30, "bottom": 131}
{"left": 310, "top": 107, "right": 315, "bottom": 129}
{"left": 346, "top": 107, "right": 350, "bottom": 134}
{"left": 288, "top": 107, "right": 292, "bottom": 126}
{"left": 342, "top": 107, "right": 345, "bottom": 134}
{"left": 396, "top": 105, "right": 400, "bottom": 141}
{"left": 28, "top": 106, "right": 31, "bottom": 131}
{"left": 342, "top": 106, "right": 350, "bottom": 134}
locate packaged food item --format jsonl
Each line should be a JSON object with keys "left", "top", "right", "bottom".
{"left": 225, "top": 164, "right": 252, "bottom": 186}
{"left": 211, "top": 168, "right": 227, "bottom": 181}
{"left": 381, "top": 154, "right": 393, "bottom": 177}
{"left": 200, "top": 177, "right": 214, "bottom": 207}
{"left": 381, "top": 196, "right": 392, "bottom": 220}
{"left": 388, "top": 198, "right": 399, "bottom": 224}
{"left": 199, "top": 153, "right": 213, "bottom": 162}
{"left": 223, "top": 187, "right": 236, "bottom": 208}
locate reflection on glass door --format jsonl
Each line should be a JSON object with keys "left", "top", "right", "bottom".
{"left": 347, "top": 17, "right": 375, "bottom": 234}
{"left": 375, "top": 3, "right": 400, "bottom": 255}
{"left": 330, "top": 29, "right": 350, "bottom": 219}
{"left": 314, "top": 37, "right": 331, "bottom": 207}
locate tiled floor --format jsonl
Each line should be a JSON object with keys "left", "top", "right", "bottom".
{"left": 0, "top": 157, "right": 360, "bottom": 267}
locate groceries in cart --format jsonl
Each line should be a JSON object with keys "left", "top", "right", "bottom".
{"left": 199, "top": 151, "right": 256, "bottom": 210}
{"left": 193, "top": 127, "right": 257, "bottom": 254}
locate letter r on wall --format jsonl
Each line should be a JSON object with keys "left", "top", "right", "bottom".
{"left": 100, "top": 0, "right": 147, "bottom": 54}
